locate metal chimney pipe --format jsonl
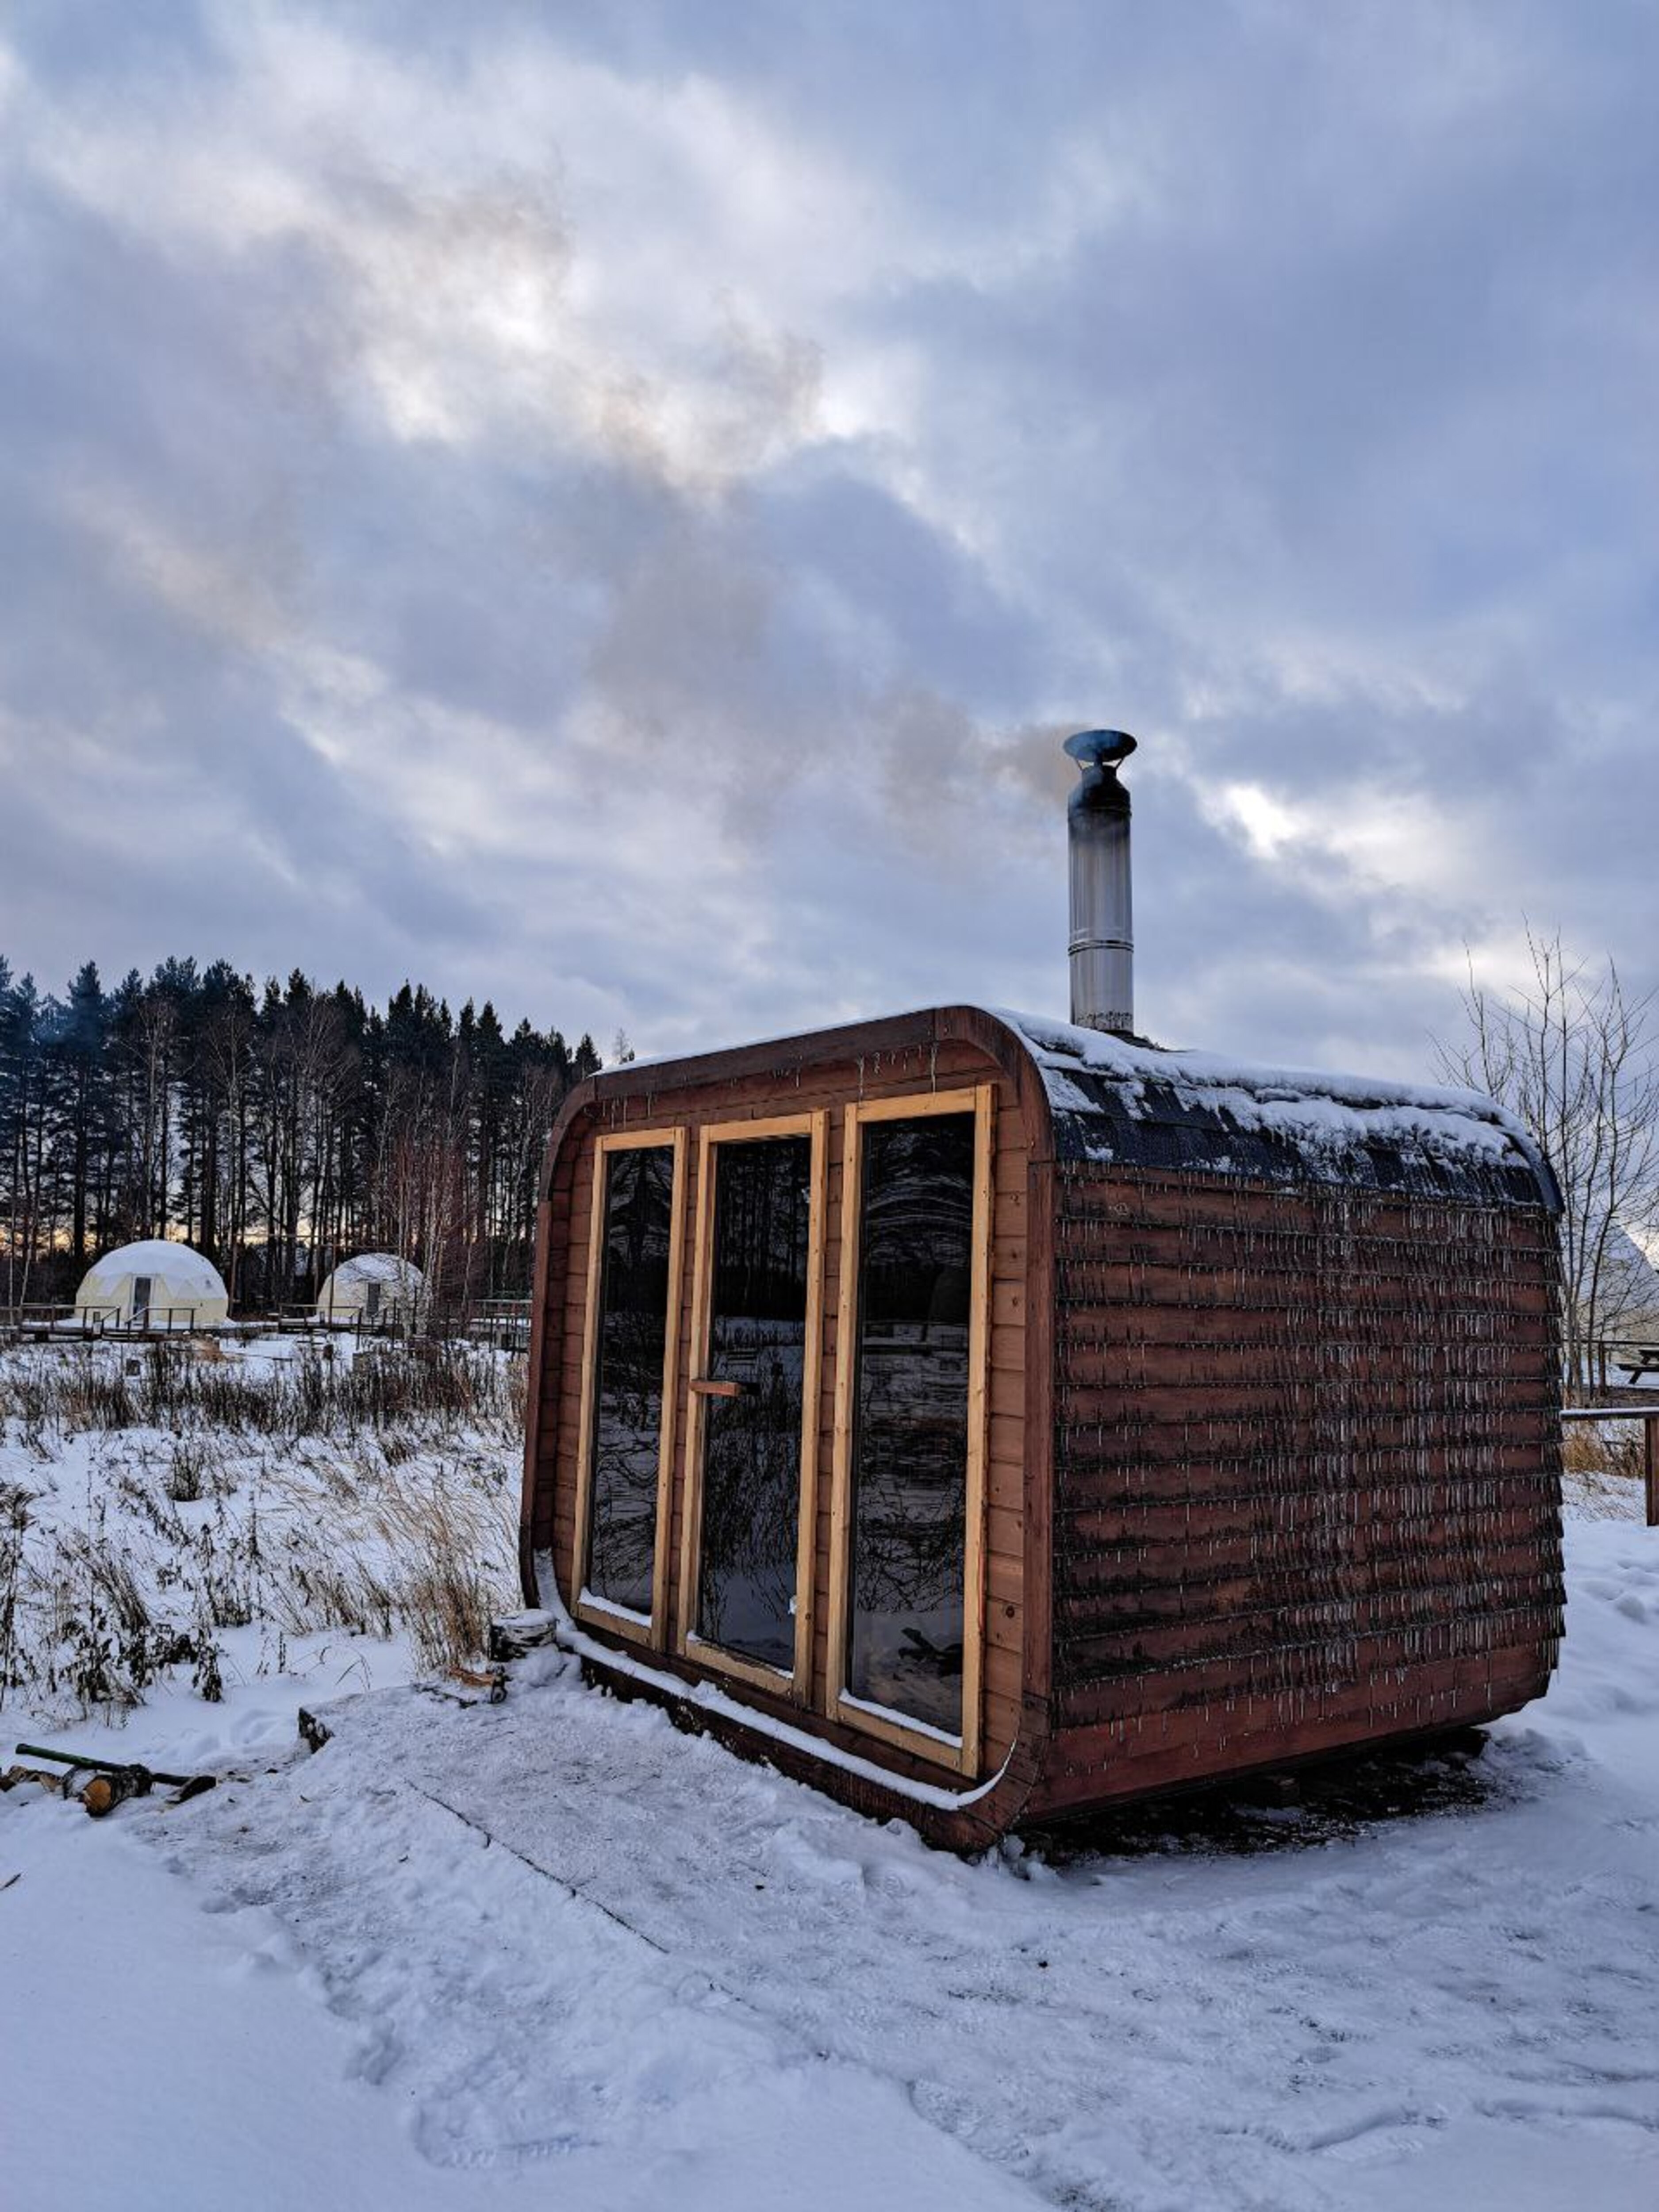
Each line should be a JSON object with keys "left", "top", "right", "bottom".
{"left": 1065, "top": 730, "right": 1137, "bottom": 1033}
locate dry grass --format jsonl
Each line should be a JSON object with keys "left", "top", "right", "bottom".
{"left": 1561, "top": 1418, "right": 1647, "bottom": 1482}
{"left": 1561, "top": 1416, "right": 1650, "bottom": 1521}
{"left": 0, "top": 1340, "right": 525, "bottom": 1720}
{"left": 0, "top": 1338, "right": 524, "bottom": 1445}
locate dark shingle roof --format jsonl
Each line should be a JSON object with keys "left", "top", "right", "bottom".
{"left": 998, "top": 1010, "right": 1560, "bottom": 1211}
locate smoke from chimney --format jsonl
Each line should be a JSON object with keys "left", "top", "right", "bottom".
{"left": 1065, "top": 730, "right": 1136, "bottom": 1034}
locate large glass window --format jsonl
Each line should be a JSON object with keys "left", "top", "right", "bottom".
{"left": 584, "top": 1143, "right": 676, "bottom": 1617}
{"left": 845, "top": 1112, "right": 976, "bottom": 1737}
{"left": 693, "top": 1133, "right": 814, "bottom": 1671}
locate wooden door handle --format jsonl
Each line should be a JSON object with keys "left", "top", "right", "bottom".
{"left": 689, "top": 1378, "right": 746, "bottom": 1399}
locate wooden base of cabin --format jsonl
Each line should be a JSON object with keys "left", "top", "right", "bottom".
{"left": 520, "top": 1006, "right": 1564, "bottom": 1851}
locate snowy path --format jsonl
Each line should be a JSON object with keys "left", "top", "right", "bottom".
{"left": 2, "top": 1730, "right": 1037, "bottom": 2212}
{"left": 7, "top": 1515, "right": 1659, "bottom": 2210}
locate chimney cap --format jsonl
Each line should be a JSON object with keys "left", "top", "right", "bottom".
{"left": 1064, "top": 729, "right": 1137, "bottom": 771}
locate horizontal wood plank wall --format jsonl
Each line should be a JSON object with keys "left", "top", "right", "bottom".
{"left": 537, "top": 1036, "right": 1032, "bottom": 1786}
{"left": 1037, "top": 1167, "right": 1563, "bottom": 1814}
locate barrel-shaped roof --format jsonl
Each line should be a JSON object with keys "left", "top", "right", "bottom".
{"left": 1000, "top": 1009, "right": 1559, "bottom": 1209}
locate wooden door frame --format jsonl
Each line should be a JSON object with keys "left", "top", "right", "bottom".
{"left": 826, "top": 1084, "right": 993, "bottom": 1778}
{"left": 676, "top": 1111, "right": 828, "bottom": 1703}
{"left": 569, "top": 1126, "right": 689, "bottom": 1650}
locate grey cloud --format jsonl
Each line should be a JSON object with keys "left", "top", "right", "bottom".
{"left": 1, "top": 0, "right": 1655, "bottom": 1083}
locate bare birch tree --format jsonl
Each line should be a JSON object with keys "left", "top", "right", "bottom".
{"left": 1435, "top": 927, "right": 1659, "bottom": 1398}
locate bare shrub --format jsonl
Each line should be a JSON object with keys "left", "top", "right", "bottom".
{"left": 8, "top": 1370, "right": 52, "bottom": 1436}
{"left": 505, "top": 1354, "right": 528, "bottom": 1436}
{"left": 67, "top": 1526, "right": 153, "bottom": 1639}
{"left": 277, "top": 1556, "right": 397, "bottom": 1641}
{"left": 1605, "top": 1426, "right": 1649, "bottom": 1483}
{"left": 0, "top": 1482, "right": 31, "bottom": 1706}
{"left": 192, "top": 1617, "right": 226, "bottom": 1702}
{"left": 114, "top": 1459, "right": 189, "bottom": 1545}
{"left": 166, "top": 1437, "right": 213, "bottom": 1502}
{"left": 140, "top": 1343, "right": 188, "bottom": 1424}
{"left": 44, "top": 1526, "right": 196, "bottom": 1714}
{"left": 55, "top": 1364, "right": 135, "bottom": 1433}
{"left": 1562, "top": 1419, "right": 1647, "bottom": 1481}
{"left": 1561, "top": 1425, "right": 1609, "bottom": 1475}
{"left": 333, "top": 1340, "right": 516, "bottom": 1430}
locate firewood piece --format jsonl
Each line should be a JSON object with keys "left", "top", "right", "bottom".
{"left": 81, "top": 1769, "right": 149, "bottom": 1818}
{"left": 0, "top": 1764, "right": 65, "bottom": 1797}
{"left": 488, "top": 1612, "right": 560, "bottom": 1663}
{"left": 448, "top": 1665, "right": 507, "bottom": 1701}
{"left": 14, "top": 1741, "right": 193, "bottom": 1788}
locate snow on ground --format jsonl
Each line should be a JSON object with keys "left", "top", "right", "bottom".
{"left": 3, "top": 1508, "right": 1657, "bottom": 2210}
{"left": 0, "top": 1333, "right": 520, "bottom": 1720}
{"left": 2, "top": 1668, "right": 1036, "bottom": 2212}
{"left": 4, "top": 1363, "right": 1658, "bottom": 2212}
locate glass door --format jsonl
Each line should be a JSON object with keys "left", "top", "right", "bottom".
{"left": 572, "top": 1130, "right": 687, "bottom": 1647}
{"left": 682, "top": 1118, "right": 825, "bottom": 1697}
{"left": 829, "top": 1088, "right": 991, "bottom": 1774}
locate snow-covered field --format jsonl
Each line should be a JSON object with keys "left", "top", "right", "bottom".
{"left": 0, "top": 1333, "right": 522, "bottom": 1718}
{"left": 3, "top": 1359, "right": 1658, "bottom": 2212}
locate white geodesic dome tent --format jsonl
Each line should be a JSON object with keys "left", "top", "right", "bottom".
{"left": 75, "top": 1239, "right": 229, "bottom": 1329}
{"left": 315, "top": 1252, "right": 426, "bottom": 1327}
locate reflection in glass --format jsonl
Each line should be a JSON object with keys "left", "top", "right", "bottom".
{"left": 847, "top": 1114, "right": 975, "bottom": 1736}
{"left": 696, "top": 1135, "right": 812, "bottom": 1670}
{"left": 586, "top": 1144, "right": 675, "bottom": 1615}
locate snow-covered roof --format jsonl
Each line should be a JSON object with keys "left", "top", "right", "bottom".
{"left": 78, "top": 1240, "right": 228, "bottom": 1297}
{"left": 998, "top": 1008, "right": 1559, "bottom": 1208}
{"left": 606, "top": 1004, "right": 1559, "bottom": 1211}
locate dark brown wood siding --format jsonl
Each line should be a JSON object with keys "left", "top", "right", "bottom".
{"left": 1035, "top": 1166, "right": 1564, "bottom": 1813}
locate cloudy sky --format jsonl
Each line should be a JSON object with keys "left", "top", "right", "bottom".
{"left": 2, "top": 1, "right": 1655, "bottom": 1075}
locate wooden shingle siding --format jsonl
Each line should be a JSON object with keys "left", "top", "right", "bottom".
{"left": 1039, "top": 1167, "right": 1563, "bottom": 1808}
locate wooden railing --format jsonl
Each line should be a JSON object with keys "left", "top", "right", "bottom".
{"left": 467, "top": 1299, "right": 531, "bottom": 1352}
{"left": 2, "top": 1302, "right": 122, "bottom": 1340}
{"left": 0, "top": 1302, "right": 206, "bottom": 1342}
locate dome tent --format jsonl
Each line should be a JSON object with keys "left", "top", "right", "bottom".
{"left": 75, "top": 1240, "right": 229, "bottom": 1330}
{"left": 315, "top": 1253, "right": 426, "bottom": 1327}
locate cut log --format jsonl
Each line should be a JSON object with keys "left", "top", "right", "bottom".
{"left": 81, "top": 1770, "right": 147, "bottom": 1818}
{"left": 488, "top": 1612, "right": 561, "bottom": 1663}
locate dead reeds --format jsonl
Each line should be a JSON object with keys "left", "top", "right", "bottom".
{"left": 0, "top": 1338, "right": 523, "bottom": 1444}
{"left": 0, "top": 1340, "right": 525, "bottom": 1721}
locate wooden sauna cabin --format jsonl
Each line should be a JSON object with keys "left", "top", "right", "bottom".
{"left": 515, "top": 998, "right": 1564, "bottom": 1851}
